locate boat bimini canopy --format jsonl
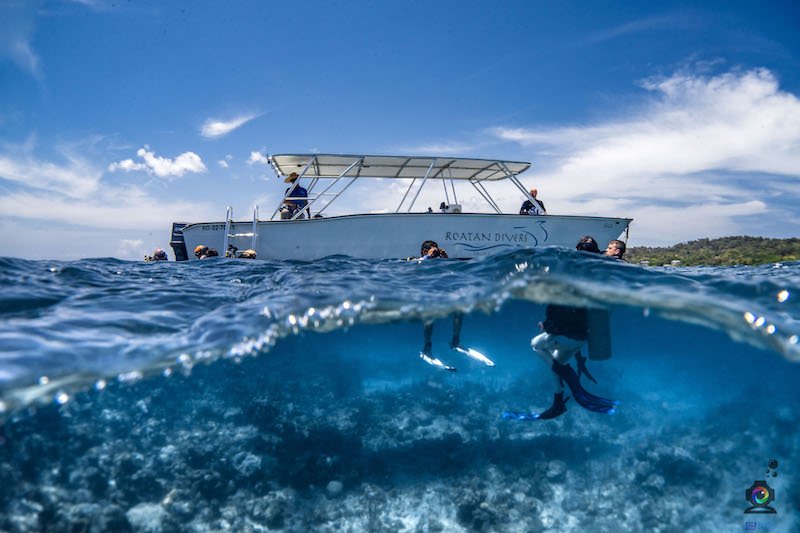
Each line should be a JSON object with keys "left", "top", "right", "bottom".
{"left": 268, "top": 153, "right": 535, "bottom": 220}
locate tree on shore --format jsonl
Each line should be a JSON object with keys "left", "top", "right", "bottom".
{"left": 627, "top": 236, "right": 800, "bottom": 266}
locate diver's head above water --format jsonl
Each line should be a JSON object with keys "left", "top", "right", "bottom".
{"left": 576, "top": 236, "right": 601, "bottom": 254}
{"left": 420, "top": 240, "right": 448, "bottom": 259}
{"left": 605, "top": 239, "right": 626, "bottom": 260}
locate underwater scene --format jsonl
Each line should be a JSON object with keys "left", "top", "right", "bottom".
{"left": 0, "top": 249, "right": 798, "bottom": 532}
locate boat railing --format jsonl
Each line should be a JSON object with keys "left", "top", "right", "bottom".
{"left": 222, "top": 206, "right": 260, "bottom": 257}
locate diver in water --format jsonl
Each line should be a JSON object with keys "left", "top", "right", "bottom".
{"left": 413, "top": 241, "right": 495, "bottom": 372}
{"left": 144, "top": 248, "right": 167, "bottom": 262}
{"left": 194, "top": 245, "right": 219, "bottom": 259}
{"left": 604, "top": 239, "right": 627, "bottom": 261}
{"left": 504, "top": 236, "right": 617, "bottom": 420}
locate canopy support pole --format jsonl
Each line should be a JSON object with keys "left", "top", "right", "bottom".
{"left": 406, "top": 158, "right": 437, "bottom": 213}
{"left": 297, "top": 157, "right": 364, "bottom": 219}
{"left": 470, "top": 180, "right": 502, "bottom": 214}
{"left": 499, "top": 161, "right": 545, "bottom": 215}
{"left": 396, "top": 179, "right": 416, "bottom": 213}
{"left": 270, "top": 156, "right": 316, "bottom": 221}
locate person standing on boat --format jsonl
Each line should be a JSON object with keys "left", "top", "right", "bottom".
{"left": 504, "top": 236, "right": 617, "bottom": 421}
{"left": 283, "top": 172, "right": 309, "bottom": 219}
{"left": 413, "top": 241, "right": 495, "bottom": 371}
{"left": 519, "top": 188, "right": 546, "bottom": 215}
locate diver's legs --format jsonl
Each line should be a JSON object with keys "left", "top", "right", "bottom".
{"left": 531, "top": 333, "right": 566, "bottom": 392}
{"left": 422, "top": 321, "right": 433, "bottom": 355}
{"left": 450, "top": 313, "right": 463, "bottom": 348}
{"left": 419, "top": 321, "right": 456, "bottom": 371}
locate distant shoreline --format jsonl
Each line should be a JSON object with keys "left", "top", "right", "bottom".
{"left": 627, "top": 236, "right": 800, "bottom": 266}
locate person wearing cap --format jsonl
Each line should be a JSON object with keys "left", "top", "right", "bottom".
{"left": 283, "top": 172, "right": 309, "bottom": 219}
{"left": 193, "top": 244, "right": 218, "bottom": 259}
{"left": 519, "top": 188, "right": 546, "bottom": 215}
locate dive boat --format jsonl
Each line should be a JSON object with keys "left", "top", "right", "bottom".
{"left": 170, "top": 154, "right": 631, "bottom": 260}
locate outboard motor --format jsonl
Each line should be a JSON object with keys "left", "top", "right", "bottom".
{"left": 170, "top": 222, "right": 189, "bottom": 261}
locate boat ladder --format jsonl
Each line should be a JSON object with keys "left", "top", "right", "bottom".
{"left": 222, "top": 206, "right": 260, "bottom": 257}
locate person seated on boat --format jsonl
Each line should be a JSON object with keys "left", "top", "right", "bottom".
{"left": 238, "top": 249, "right": 257, "bottom": 259}
{"left": 505, "top": 236, "right": 617, "bottom": 421}
{"left": 519, "top": 188, "right": 546, "bottom": 215}
{"left": 604, "top": 239, "right": 626, "bottom": 261}
{"left": 283, "top": 172, "right": 309, "bottom": 219}
{"left": 144, "top": 248, "right": 167, "bottom": 261}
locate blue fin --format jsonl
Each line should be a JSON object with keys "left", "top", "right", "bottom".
{"left": 551, "top": 361, "right": 617, "bottom": 414}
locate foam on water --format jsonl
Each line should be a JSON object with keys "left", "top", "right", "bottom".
{"left": 0, "top": 251, "right": 798, "bottom": 411}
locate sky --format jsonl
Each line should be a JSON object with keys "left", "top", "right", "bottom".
{"left": 1, "top": 0, "right": 799, "bottom": 259}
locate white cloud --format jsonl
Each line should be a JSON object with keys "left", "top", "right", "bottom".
{"left": 396, "top": 141, "right": 477, "bottom": 155}
{"left": 0, "top": 151, "right": 100, "bottom": 198}
{"left": 247, "top": 151, "right": 269, "bottom": 165}
{"left": 118, "top": 238, "right": 146, "bottom": 258}
{"left": 0, "top": 3, "right": 41, "bottom": 79}
{"left": 10, "top": 39, "right": 40, "bottom": 78}
{"left": 108, "top": 158, "right": 148, "bottom": 173}
{"left": 108, "top": 146, "right": 207, "bottom": 178}
{"left": 489, "top": 67, "right": 800, "bottom": 243}
{"left": 218, "top": 153, "right": 234, "bottom": 168}
{"left": 200, "top": 114, "right": 259, "bottom": 138}
{"left": 0, "top": 144, "right": 218, "bottom": 258}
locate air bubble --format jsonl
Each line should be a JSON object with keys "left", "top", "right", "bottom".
{"left": 789, "top": 335, "right": 798, "bottom": 345}
{"left": 754, "top": 317, "right": 766, "bottom": 328}
{"left": 55, "top": 392, "right": 69, "bottom": 405}
{"left": 743, "top": 312, "right": 755, "bottom": 324}
{"left": 0, "top": 400, "right": 7, "bottom": 413}
{"left": 38, "top": 376, "right": 50, "bottom": 386}
{"left": 95, "top": 379, "right": 107, "bottom": 391}
{"left": 777, "top": 290, "right": 789, "bottom": 303}
{"left": 766, "top": 325, "right": 776, "bottom": 335}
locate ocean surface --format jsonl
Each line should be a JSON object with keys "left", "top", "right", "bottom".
{"left": 0, "top": 249, "right": 798, "bottom": 532}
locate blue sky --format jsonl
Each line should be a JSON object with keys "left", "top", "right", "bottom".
{"left": 1, "top": 0, "right": 799, "bottom": 259}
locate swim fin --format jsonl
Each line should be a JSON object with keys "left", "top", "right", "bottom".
{"left": 551, "top": 360, "right": 617, "bottom": 414}
{"left": 502, "top": 392, "right": 568, "bottom": 421}
{"left": 419, "top": 352, "right": 457, "bottom": 372}
{"left": 575, "top": 352, "right": 597, "bottom": 384}
{"left": 452, "top": 345, "right": 495, "bottom": 367}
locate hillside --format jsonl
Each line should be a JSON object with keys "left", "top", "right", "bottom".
{"left": 627, "top": 236, "right": 800, "bottom": 266}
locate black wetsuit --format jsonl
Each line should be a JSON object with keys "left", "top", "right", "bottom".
{"left": 520, "top": 199, "right": 546, "bottom": 215}
{"left": 542, "top": 305, "right": 588, "bottom": 341}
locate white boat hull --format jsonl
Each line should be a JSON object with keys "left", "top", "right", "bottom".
{"left": 179, "top": 213, "right": 631, "bottom": 260}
